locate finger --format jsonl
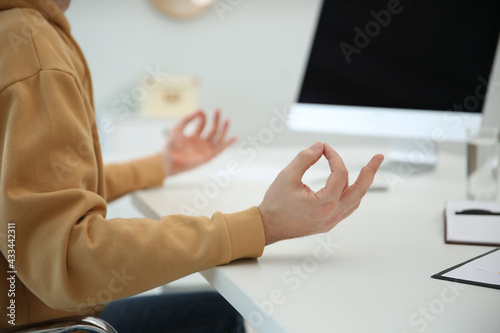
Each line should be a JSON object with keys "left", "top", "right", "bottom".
{"left": 353, "top": 154, "right": 384, "bottom": 190}
{"left": 321, "top": 201, "right": 360, "bottom": 233}
{"left": 173, "top": 110, "right": 201, "bottom": 134}
{"left": 316, "top": 144, "right": 349, "bottom": 202}
{"left": 337, "top": 154, "right": 384, "bottom": 209}
{"left": 336, "top": 202, "right": 360, "bottom": 225}
{"left": 282, "top": 142, "right": 324, "bottom": 185}
{"left": 342, "top": 177, "right": 349, "bottom": 193}
{"left": 206, "top": 109, "right": 221, "bottom": 141}
{"left": 218, "top": 136, "right": 238, "bottom": 153}
{"left": 193, "top": 110, "right": 207, "bottom": 137}
{"left": 214, "top": 119, "right": 230, "bottom": 145}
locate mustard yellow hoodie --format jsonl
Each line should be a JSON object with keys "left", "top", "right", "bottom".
{"left": 0, "top": 1, "right": 265, "bottom": 330}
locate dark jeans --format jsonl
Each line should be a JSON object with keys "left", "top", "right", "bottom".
{"left": 98, "top": 291, "right": 245, "bottom": 333}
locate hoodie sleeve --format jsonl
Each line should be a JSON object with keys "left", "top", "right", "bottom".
{"left": 103, "top": 154, "right": 166, "bottom": 203}
{"left": 0, "top": 69, "right": 265, "bottom": 312}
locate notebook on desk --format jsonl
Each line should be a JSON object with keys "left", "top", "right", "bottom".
{"left": 445, "top": 200, "right": 500, "bottom": 246}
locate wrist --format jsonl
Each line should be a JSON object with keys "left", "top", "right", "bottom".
{"left": 258, "top": 204, "right": 280, "bottom": 246}
{"left": 160, "top": 150, "right": 173, "bottom": 178}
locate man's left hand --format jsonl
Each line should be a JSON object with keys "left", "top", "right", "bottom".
{"left": 161, "top": 109, "right": 237, "bottom": 176}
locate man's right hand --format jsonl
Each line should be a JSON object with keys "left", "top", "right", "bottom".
{"left": 258, "top": 142, "right": 384, "bottom": 245}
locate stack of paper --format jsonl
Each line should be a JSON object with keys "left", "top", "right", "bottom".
{"left": 445, "top": 200, "right": 500, "bottom": 246}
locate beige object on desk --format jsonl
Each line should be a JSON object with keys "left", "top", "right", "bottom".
{"left": 141, "top": 76, "right": 199, "bottom": 118}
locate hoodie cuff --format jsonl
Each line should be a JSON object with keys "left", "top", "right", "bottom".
{"left": 223, "top": 206, "right": 266, "bottom": 261}
{"left": 130, "top": 153, "right": 166, "bottom": 189}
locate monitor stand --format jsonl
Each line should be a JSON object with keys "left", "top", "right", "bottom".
{"left": 382, "top": 138, "right": 438, "bottom": 184}
{"left": 303, "top": 138, "right": 438, "bottom": 192}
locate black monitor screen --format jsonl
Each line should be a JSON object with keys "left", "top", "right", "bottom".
{"left": 298, "top": 0, "right": 500, "bottom": 113}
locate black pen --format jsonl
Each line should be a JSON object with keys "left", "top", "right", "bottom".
{"left": 455, "top": 209, "right": 500, "bottom": 216}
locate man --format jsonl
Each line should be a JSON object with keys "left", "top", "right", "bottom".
{"left": 0, "top": 0, "right": 384, "bottom": 332}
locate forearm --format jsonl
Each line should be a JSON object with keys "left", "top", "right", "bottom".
{"left": 104, "top": 153, "right": 166, "bottom": 202}
{"left": 1, "top": 188, "right": 264, "bottom": 312}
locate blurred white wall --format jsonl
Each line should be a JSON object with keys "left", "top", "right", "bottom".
{"left": 66, "top": 0, "right": 325, "bottom": 156}
{"left": 66, "top": 0, "right": 500, "bottom": 158}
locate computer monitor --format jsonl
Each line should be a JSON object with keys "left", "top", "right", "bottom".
{"left": 288, "top": 0, "right": 500, "bottom": 169}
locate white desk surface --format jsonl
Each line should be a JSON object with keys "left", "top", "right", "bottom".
{"left": 132, "top": 145, "right": 500, "bottom": 333}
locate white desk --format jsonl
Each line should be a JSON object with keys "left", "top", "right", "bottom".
{"left": 132, "top": 145, "right": 500, "bottom": 333}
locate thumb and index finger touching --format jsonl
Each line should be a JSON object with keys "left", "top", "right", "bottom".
{"left": 284, "top": 142, "right": 384, "bottom": 197}
{"left": 283, "top": 142, "right": 325, "bottom": 185}
{"left": 174, "top": 110, "right": 206, "bottom": 134}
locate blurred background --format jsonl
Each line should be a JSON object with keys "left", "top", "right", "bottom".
{"left": 64, "top": 0, "right": 500, "bottom": 213}
{"left": 66, "top": 0, "right": 341, "bottom": 159}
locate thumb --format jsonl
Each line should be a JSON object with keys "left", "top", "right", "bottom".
{"left": 283, "top": 142, "right": 324, "bottom": 184}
